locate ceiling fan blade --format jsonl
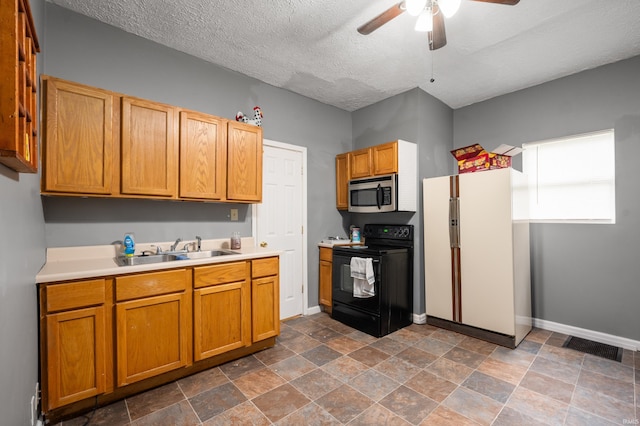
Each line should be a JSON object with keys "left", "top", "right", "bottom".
{"left": 470, "top": 0, "right": 520, "bottom": 5}
{"left": 357, "top": 2, "right": 405, "bottom": 35}
{"left": 428, "top": 5, "right": 447, "bottom": 50}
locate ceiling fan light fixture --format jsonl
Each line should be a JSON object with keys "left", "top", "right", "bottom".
{"left": 438, "top": 0, "right": 461, "bottom": 18}
{"left": 415, "top": 10, "right": 433, "bottom": 32}
{"left": 406, "top": 0, "right": 428, "bottom": 16}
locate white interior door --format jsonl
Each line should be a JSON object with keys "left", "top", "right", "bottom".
{"left": 254, "top": 141, "right": 306, "bottom": 319}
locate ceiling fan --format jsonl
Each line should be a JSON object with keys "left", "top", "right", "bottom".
{"left": 357, "top": 0, "right": 520, "bottom": 51}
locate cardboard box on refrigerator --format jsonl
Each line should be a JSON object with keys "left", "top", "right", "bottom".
{"left": 451, "top": 144, "right": 522, "bottom": 174}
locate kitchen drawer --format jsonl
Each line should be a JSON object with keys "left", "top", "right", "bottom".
{"left": 194, "top": 261, "right": 249, "bottom": 288}
{"left": 46, "top": 279, "right": 106, "bottom": 312}
{"left": 252, "top": 257, "right": 279, "bottom": 278}
{"left": 116, "top": 269, "right": 188, "bottom": 301}
{"left": 319, "top": 247, "right": 333, "bottom": 262}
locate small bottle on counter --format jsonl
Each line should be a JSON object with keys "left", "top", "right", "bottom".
{"left": 230, "top": 232, "right": 241, "bottom": 249}
{"left": 351, "top": 227, "right": 361, "bottom": 243}
{"left": 123, "top": 232, "right": 135, "bottom": 257}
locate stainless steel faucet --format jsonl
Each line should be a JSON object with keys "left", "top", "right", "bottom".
{"left": 170, "top": 238, "right": 182, "bottom": 252}
{"left": 196, "top": 235, "right": 202, "bottom": 252}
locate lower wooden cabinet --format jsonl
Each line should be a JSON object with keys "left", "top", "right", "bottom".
{"left": 41, "top": 279, "right": 112, "bottom": 411}
{"left": 319, "top": 247, "right": 333, "bottom": 313}
{"left": 40, "top": 256, "right": 279, "bottom": 419}
{"left": 251, "top": 257, "right": 280, "bottom": 342}
{"left": 115, "top": 269, "right": 191, "bottom": 386}
{"left": 193, "top": 261, "right": 251, "bottom": 360}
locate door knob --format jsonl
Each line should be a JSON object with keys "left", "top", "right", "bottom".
{"left": 260, "top": 241, "right": 268, "bottom": 248}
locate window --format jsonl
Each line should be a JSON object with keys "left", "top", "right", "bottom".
{"left": 522, "top": 129, "right": 615, "bottom": 223}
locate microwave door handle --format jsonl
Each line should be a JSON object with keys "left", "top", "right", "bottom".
{"left": 376, "top": 184, "right": 382, "bottom": 209}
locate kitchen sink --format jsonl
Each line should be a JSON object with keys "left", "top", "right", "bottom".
{"left": 174, "top": 250, "right": 238, "bottom": 260}
{"left": 114, "top": 250, "right": 239, "bottom": 266}
{"left": 114, "top": 253, "right": 180, "bottom": 266}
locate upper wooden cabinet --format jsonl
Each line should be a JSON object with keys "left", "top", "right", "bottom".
{"left": 40, "top": 77, "right": 263, "bottom": 203}
{"left": 179, "top": 110, "right": 227, "bottom": 200}
{"left": 372, "top": 142, "right": 398, "bottom": 175}
{"left": 227, "top": 121, "right": 263, "bottom": 202}
{"left": 42, "top": 77, "right": 115, "bottom": 195}
{"left": 121, "top": 97, "right": 178, "bottom": 197}
{"left": 349, "top": 147, "right": 372, "bottom": 179}
{"left": 349, "top": 142, "right": 398, "bottom": 180}
{"left": 336, "top": 140, "right": 416, "bottom": 210}
{"left": 335, "top": 153, "right": 349, "bottom": 210}
{"left": 0, "top": 0, "right": 40, "bottom": 173}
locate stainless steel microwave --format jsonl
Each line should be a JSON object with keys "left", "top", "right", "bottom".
{"left": 348, "top": 174, "right": 397, "bottom": 213}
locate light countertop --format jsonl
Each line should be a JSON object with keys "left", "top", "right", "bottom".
{"left": 37, "top": 237, "right": 281, "bottom": 284}
{"left": 318, "top": 240, "right": 363, "bottom": 248}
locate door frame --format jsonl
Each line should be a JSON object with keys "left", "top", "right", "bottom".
{"left": 252, "top": 139, "right": 309, "bottom": 316}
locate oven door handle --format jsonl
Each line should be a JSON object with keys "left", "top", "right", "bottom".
{"left": 376, "top": 184, "right": 382, "bottom": 209}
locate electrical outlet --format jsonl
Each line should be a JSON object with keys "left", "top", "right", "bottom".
{"left": 230, "top": 209, "right": 238, "bottom": 221}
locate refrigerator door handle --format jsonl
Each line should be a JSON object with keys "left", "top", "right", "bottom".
{"left": 449, "top": 197, "right": 460, "bottom": 248}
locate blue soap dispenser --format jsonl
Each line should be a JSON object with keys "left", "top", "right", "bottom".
{"left": 123, "top": 233, "right": 135, "bottom": 257}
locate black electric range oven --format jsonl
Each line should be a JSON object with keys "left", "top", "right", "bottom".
{"left": 331, "top": 224, "right": 413, "bottom": 337}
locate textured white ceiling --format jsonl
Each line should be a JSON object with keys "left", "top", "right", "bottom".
{"left": 47, "top": 0, "right": 640, "bottom": 111}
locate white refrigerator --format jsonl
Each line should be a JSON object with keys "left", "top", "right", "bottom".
{"left": 423, "top": 168, "right": 531, "bottom": 348}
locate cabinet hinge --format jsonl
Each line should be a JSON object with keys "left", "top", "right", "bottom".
{"left": 301, "top": 226, "right": 304, "bottom": 234}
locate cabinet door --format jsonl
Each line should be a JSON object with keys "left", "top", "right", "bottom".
{"left": 372, "top": 141, "right": 398, "bottom": 175}
{"left": 179, "top": 111, "right": 227, "bottom": 200}
{"left": 116, "top": 292, "right": 190, "bottom": 386}
{"left": 42, "top": 77, "right": 114, "bottom": 194}
{"left": 319, "top": 248, "right": 333, "bottom": 311}
{"left": 121, "top": 97, "right": 178, "bottom": 197}
{"left": 349, "top": 147, "right": 372, "bottom": 179}
{"left": 194, "top": 281, "right": 250, "bottom": 360}
{"left": 46, "top": 306, "right": 106, "bottom": 410}
{"left": 227, "top": 121, "right": 262, "bottom": 202}
{"left": 459, "top": 169, "right": 515, "bottom": 335}
{"left": 251, "top": 275, "right": 280, "bottom": 342}
{"left": 0, "top": 0, "right": 39, "bottom": 173}
{"left": 335, "top": 153, "right": 350, "bottom": 210}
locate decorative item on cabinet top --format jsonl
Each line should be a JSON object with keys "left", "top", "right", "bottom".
{"left": 40, "top": 76, "right": 263, "bottom": 204}
{"left": 235, "top": 106, "right": 263, "bottom": 126}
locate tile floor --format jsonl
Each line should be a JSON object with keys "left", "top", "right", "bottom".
{"left": 55, "top": 313, "right": 638, "bottom": 425}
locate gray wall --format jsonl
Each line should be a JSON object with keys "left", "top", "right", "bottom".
{"left": 0, "top": 2, "right": 46, "bottom": 425}
{"left": 42, "top": 4, "right": 352, "bottom": 309}
{"left": 351, "top": 88, "right": 453, "bottom": 315}
{"left": 454, "top": 55, "right": 640, "bottom": 341}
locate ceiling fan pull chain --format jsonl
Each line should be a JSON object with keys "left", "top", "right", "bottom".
{"left": 430, "top": 54, "right": 435, "bottom": 83}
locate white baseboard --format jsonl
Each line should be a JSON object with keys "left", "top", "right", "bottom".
{"left": 412, "top": 313, "right": 427, "bottom": 324}
{"left": 306, "top": 305, "right": 322, "bottom": 316}
{"left": 533, "top": 318, "right": 639, "bottom": 351}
